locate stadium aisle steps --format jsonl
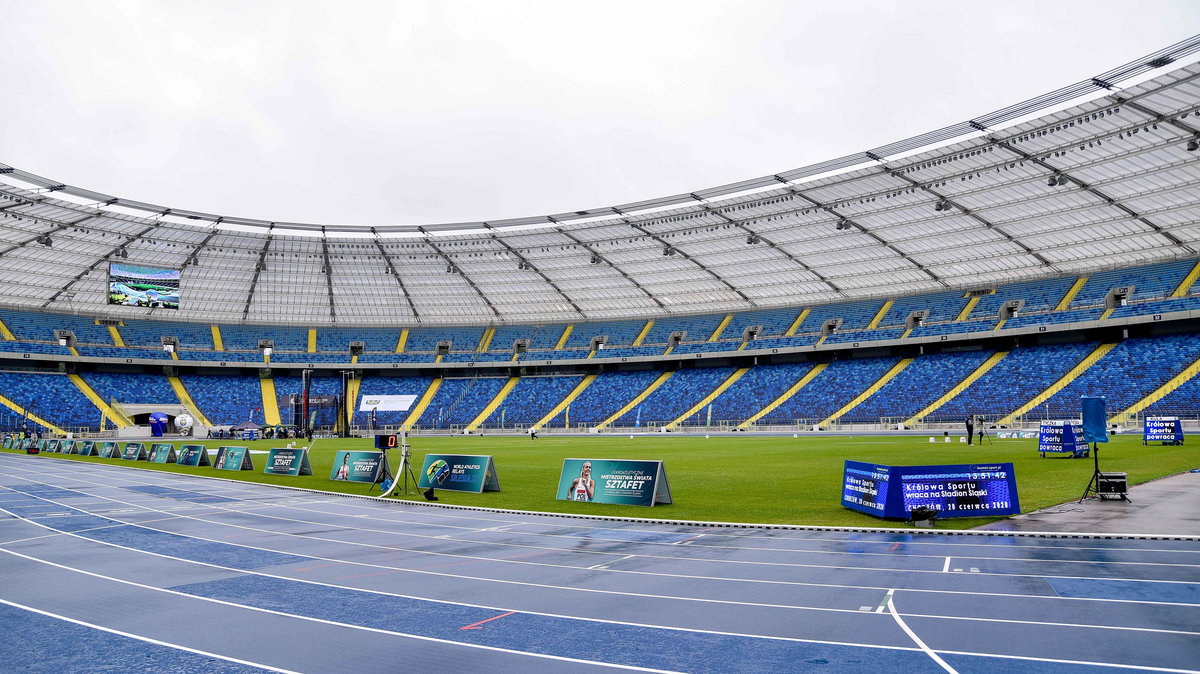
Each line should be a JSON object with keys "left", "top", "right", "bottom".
{"left": 402, "top": 378, "right": 441, "bottom": 431}
{"left": 0, "top": 392, "right": 65, "bottom": 435}
{"left": 307, "top": 329, "right": 317, "bottom": 353}
{"left": 820, "top": 358, "right": 914, "bottom": 426}
{"left": 1100, "top": 307, "right": 1116, "bottom": 320}
{"left": 1056, "top": 276, "right": 1088, "bottom": 310}
{"left": 956, "top": 296, "right": 980, "bottom": 321}
{"left": 395, "top": 329, "right": 408, "bottom": 353}
{"left": 867, "top": 300, "right": 893, "bottom": 329}
{"left": 996, "top": 343, "right": 1117, "bottom": 425}
{"left": 68, "top": 374, "right": 133, "bottom": 428}
{"left": 785, "top": 308, "right": 809, "bottom": 336}
{"left": 466, "top": 377, "right": 519, "bottom": 432}
{"left": 596, "top": 371, "right": 674, "bottom": 430}
{"left": 210, "top": 325, "right": 224, "bottom": 351}
{"left": 168, "top": 376, "right": 213, "bottom": 427}
{"left": 1171, "top": 260, "right": 1200, "bottom": 297}
{"left": 903, "top": 351, "right": 1009, "bottom": 426}
{"left": 1110, "top": 355, "right": 1200, "bottom": 423}
{"left": 107, "top": 325, "right": 125, "bottom": 347}
{"left": 737, "top": 363, "right": 828, "bottom": 428}
{"left": 632, "top": 320, "right": 654, "bottom": 347}
{"left": 477, "top": 327, "right": 495, "bottom": 352}
{"left": 345, "top": 376, "right": 361, "bottom": 428}
{"left": 260, "top": 377, "right": 282, "bottom": 426}
{"left": 554, "top": 325, "right": 573, "bottom": 349}
{"left": 708, "top": 315, "right": 733, "bottom": 341}
{"left": 665, "top": 368, "right": 749, "bottom": 429}
{"left": 534, "top": 374, "right": 597, "bottom": 429}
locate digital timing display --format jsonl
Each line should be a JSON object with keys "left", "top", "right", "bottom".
{"left": 842, "top": 461, "right": 1020, "bottom": 519}
{"left": 374, "top": 434, "right": 400, "bottom": 450}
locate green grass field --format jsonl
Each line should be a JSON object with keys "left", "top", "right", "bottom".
{"left": 6, "top": 433, "right": 1196, "bottom": 529}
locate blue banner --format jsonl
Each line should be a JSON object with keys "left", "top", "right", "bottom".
{"left": 842, "top": 460, "right": 1020, "bottom": 519}
{"left": 1038, "top": 423, "right": 1090, "bottom": 457}
{"left": 1144, "top": 417, "right": 1184, "bottom": 445}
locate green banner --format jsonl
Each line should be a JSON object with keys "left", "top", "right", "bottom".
{"left": 416, "top": 454, "right": 500, "bottom": 493}
{"left": 45, "top": 439, "right": 60, "bottom": 453}
{"left": 214, "top": 446, "right": 253, "bottom": 471}
{"left": 76, "top": 440, "right": 96, "bottom": 456}
{"left": 2, "top": 437, "right": 12, "bottom": 449}
{"left": 263, "top": 447, "right": 313, "bottom": 476}
{"left": 59, "top": 440, "right": 75, "bottom": 455}
{"left": 556, "top": 458, "right": 673, "bottom": 506}
{"left": 93, "top": 441, "right": 118, "bottom": 458}
{"left": 148, "top": 443, "right": 177, "bottom": 463}
{"left": 329, "top": 450, "right": 389, "bottom": 484}
{"left": 176, "top": 444, "right": 211, "bottom": 467}
{"left": 121, "top": 442, "right": 147, "bottom": 461}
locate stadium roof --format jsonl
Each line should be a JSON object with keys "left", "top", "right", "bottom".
{"left": 2, "top": 35, "right": 1200, "bottom": 326}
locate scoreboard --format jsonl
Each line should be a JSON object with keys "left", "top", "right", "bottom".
{"left": 842, "top": 460, "right": 1020, "bottom": 519}
{"left": 374, "top": 434, "right": 401, "bottom": 450}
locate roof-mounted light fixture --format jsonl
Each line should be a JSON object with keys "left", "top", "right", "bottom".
{"left": 1187, "top": 137, "right": 1199, "bottom": 152}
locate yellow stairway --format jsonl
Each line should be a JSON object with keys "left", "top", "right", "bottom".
{"left": 631, "top": 320, "right": 654, "bottom": 347}
{"left": 665, "top": 368, "right": 749, "bottom": 429}
{"left": 737, "top": 363, "right": 828, "bottom": 429}
{"left": 107, "top": 325, "right": 125, "bottom": 347}
{"left": 167, "top": 376, "right": 213, "bottom": 427}
{"left": 210, "top": 325, "right": 225, "bottom": 351}
{"left": 866, "top": 300, "right": 893, "bottom": 330}
{"left": 402, "top": 378, "right": 442, "bottom": 431}
{"left": 819, "top": 358, "right": 914, "bottom": 427}
{"left": 1110, "top": 355, "right": 1200, "bottom": 424}
{"left": 956, "top": 296, "right": 981, "bottom": 321}
{"left": 534, "top": 374, "right": 597, "bottom": 429}
{"left": 477, "top": 327, "right": 496, "bottom": 352}
{"left": 395, "top": 329, "right": 409, "bottom": 353}
{"left": 554, "top": 325, "right": 574, "bottom": 350}
{"left": 0, "top": 317, "right": 14, "bottom": 340}
{"left": 344, "top": 375, "right": 362, "bottom": 430}
{"left": 0, "top": 393, "right": 65, "bottom": 435}
{"left": 903, "top": 351, "right": 1009, "bottom": 426}
{"left": 596, "top": 370, "right": 674, "bottom": 430}
{"left": 785, "top": 308, "right": 810, "bottom": 336}
{"left": 68, "top": 374, "right": 132, "bottom": 429}
{"left": 466, "top": 377, "right": 520, "bottom": 432}
{"left": 708, "top": 315, "right": 733, "bottom": 342}
{"left": 996, "top": 343, "right": 1118, "bottom": 425}
{"left": 1172, "top": 260, "right": 1200, "bottom": 297}
{"left": 259, "top": 377, "right": 282, "bottom": 426}
{"left": 1055, "top": 276, "right": 1088, "bottom": 310}
{"left": 307, "top": 329, "right": 317, "bottom": 353}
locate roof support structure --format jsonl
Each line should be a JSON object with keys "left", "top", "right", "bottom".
{"left": 481, "top": 223, "right": 586, "bottom": 318}
{"left": 320, "top": 227, "right": 337, "bottom": 321}
{"left": 43, "top": 222, "right": 156, "bottom": 307}
{"left": 549, "top": 216, "right": 668, "bottom": 311}
{"left": 418, "top": 228, "right": 501, "bottom": 319}
{"left": 370, "top": 227, "right": 420, "bottom": 321}
{"left": 242, "top": 224, "right": 274, "bottom": 321}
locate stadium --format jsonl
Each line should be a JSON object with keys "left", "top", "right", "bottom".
{"left": 1, "top": 14, "right": 1199, "bottom": 673}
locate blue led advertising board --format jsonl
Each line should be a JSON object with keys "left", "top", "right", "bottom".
{"left": 842, "top": 460, "right": 1019, "bottom": 519}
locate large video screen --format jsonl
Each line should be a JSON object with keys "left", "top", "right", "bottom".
{"left": 108, "top": 263, "right": 181, "bottom": 310}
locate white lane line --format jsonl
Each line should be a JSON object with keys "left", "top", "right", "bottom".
{"left": 588, "top": 554, "right": 635, "bottom": 570}
{"left": 887, "top": 594, "right": 958, "bottom": 673}
{"left": 0, "top": 596, "right": 300, "bottom": 674}
{"left": 942, "top": 557, "right": 951, "bottom": 573}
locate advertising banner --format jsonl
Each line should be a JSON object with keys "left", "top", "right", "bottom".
{"left": 45, "top": 440, "right": 60, "bottom": 453}
{"left": 416, "top": 454, "right": 500, "bottom": 493}
{"left": 149, "top": 443, "right": 177, "bottom": 463}
{"left": 26, "top": 439, "right": 40, "bottom": 454}
{"left": 59, "top": 440, "right": 75, "bottom": 455}
{"left": 263, "top": 447, "right": 313, "bottom": 476}
{"left": 1038, "top": 423, "right": 1089, "bottom": 457}
{"left": 2, "top": 436, "right": 12, "bottom": 449}
{"left": 121, "top": 442, "right": 148, "bottom": 461}
{"left": 555, "top": 458, "right": 672, "bottom": 506}
{"left": 97, "top": 441, "right": 121, "bottom": 458}
{"left": 176, "top": 444, "right": 211, "bottom": 467}
{"left": 329, "top": 450, "right": 390, "bottom": 484}
{"left": 358, "top": 395, "right": 417, "bottom": 412}
{"left": 842, "top": 460, "right": 1020, "bottom": 519}
{"left": 1144, "top": 417, "right": 1184, "bottom": 445}
{"left": 76, "top": 440, "right": 96, "bottom": 456}
{"left": 214, "top": 446, "right": 253, "bottom": 471}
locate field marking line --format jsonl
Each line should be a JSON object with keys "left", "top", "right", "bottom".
{"left": 942, "top": 557, "right": 951, "bottom": 573}
{"left": 589, "top": 554, "right": 635, "bottom": 570}
{"left": 875, "top": 588, "right": 894, "bottom": 613}
{"left": 0, "top": 596, "right": 300, "bottom": 674}
{"left": 887, "top": 594, "right": 957, "bottom": 673}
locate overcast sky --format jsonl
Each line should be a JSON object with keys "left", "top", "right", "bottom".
{"left": 3, "top": 1, "right": 1198, "bottom": 226}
